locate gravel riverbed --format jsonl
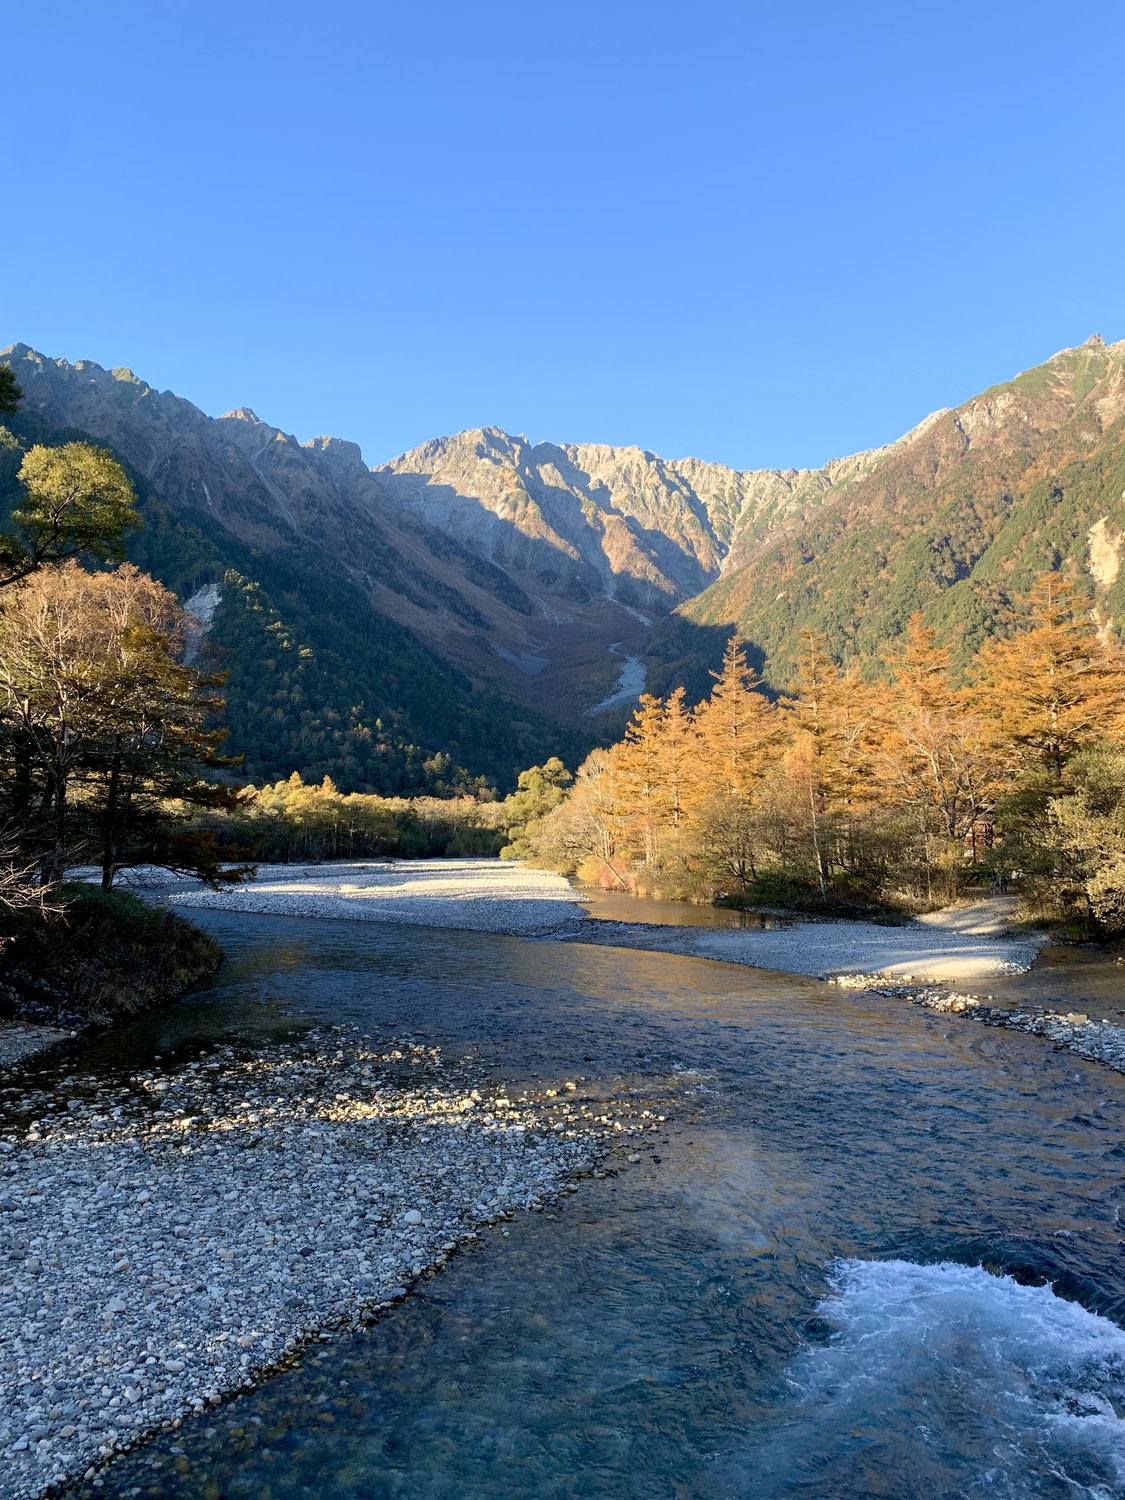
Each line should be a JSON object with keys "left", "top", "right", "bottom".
{"left": 564, "top": 908, "right": 1044, "bottom": 983}
{"left": 144, "top": 861, "right": 587, "bottom": 936}
{"left": 0, "top": 1028, "right": 75, "bottom": 1074}
{"left": 0, "top": 1026, "right": 670, "bottom": 1500}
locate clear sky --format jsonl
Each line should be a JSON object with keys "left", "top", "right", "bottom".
{"left": 4, "top": 1, "right": 1122, "bottom": 471}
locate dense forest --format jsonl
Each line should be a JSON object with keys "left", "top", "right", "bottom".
{"left": 523, "top": 576, "right": 1125, "bottom": 936}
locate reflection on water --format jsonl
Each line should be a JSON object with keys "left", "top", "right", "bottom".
{"left": 574, "top": 886, "right": 790, "bottom": 929}
{"left": 986, "top": 941, "right": 1125, "bottom": 1024}
{"left": 44, "top": 911, "right": 1125, "bottom": 1499}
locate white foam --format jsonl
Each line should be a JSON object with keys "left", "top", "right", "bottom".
{"left": 740, "top": 1258, "right": 1125, "bottom": 1498}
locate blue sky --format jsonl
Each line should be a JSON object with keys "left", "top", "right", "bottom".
{"left": 4, "top": 1, "right": 1122, "bottom": 470}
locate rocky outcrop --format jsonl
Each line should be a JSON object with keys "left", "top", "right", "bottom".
{"left": 374, "top": 427, "right": 894, "bottom": 609}
{"left": 0, "top": 343, "right": 882, "bottom": 724}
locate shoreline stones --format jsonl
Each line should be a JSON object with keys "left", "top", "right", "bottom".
{"left": 832, "top": 974, "right": 1125, "bottom": 1075}
{"left": 0, "top": 1026, "right": 669, "bottom": 1500}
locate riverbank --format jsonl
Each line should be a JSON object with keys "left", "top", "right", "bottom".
{"left": 559, "top": 895, "right": 1046, "bottom": 984}
{"left": 27, "top": 906, "right": 1125, "bottom": 1500}
{"left": 0, "top": 1024, "right": 75, "bottom": 1073}
{"left": 144, "top": 860, "right": 585, "bottom": 936}
{"left": 0, "top": 1025, "right": 667, "bottom": 1500}
{"left": 832, "top": 974, "right": 1125, "bottom": 1075}
{"left": 143, "top": 863, "right": 1125, "bottom": 1086}
{"left": 139, "top": 863, "right": 1044, "bottom": 982}
{"left": 0, "top": 888, "right": 223, "bottom": 1075}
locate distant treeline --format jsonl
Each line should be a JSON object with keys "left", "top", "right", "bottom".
{"left": 188, "top": 759, "right": 574, "bottom": 864}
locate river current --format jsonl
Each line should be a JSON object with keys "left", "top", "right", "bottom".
{"left": 49, "top": 911, "right": 1125, "bottom": 1498}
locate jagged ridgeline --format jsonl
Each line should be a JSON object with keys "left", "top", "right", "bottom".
{"left": 2, "top": 334, "right": 1124, "bottom": 792}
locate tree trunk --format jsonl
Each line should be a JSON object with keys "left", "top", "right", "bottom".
{"left": 808, "top": 780, "right": 827, "bottom": 899}
{"left": 101, "top": 748, "right": 122, "bottom": 892}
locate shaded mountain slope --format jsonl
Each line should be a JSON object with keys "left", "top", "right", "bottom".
{"left": 5, "top": 334, "right": 1125, "bottom": 783}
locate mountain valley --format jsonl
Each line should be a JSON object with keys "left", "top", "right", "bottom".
{"left": 2, "top": 334, "right": 1123, "bottom": 789}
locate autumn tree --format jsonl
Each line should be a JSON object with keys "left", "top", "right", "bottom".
{"left": 973, "top": 572, "right": 1125, "bottom": 785}
{"left": 523, "top": 747, "right": 626, "bottom": 882}
{"left": 782, "top": 631, "right": 875, "bottom": 896}
{"left": 0, "top": 563, "right": 248, "bottom": 889}
{"left": 693, "top": 635, "right": 778, "bottom": 800}
{"left": 874, "top": 613, "right": 997, "bottom": 895}
{"left": 615, "top": 689, "right": 696, "bottom": 870}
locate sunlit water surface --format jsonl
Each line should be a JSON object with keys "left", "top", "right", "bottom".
{"left": 35, "top": 911, "right": 1125, "bottom": 1499}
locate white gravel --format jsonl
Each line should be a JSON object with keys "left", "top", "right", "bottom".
{"left": 570, "top": 897, "right": 1046, "bottom": 983}
{"left": 687, "top": 917, "right": 1044, "bottom": 982}
{"left": 0, "top": 1027, "right": 664, "bottom": 1499}
{"left": 142, "top": 859, "right": 586, "bottom": 936}
{"left": 136, "top": 863, "right": 1045, "bottom": 981}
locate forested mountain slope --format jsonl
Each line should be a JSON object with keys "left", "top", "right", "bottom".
{"left": 664, "top": 335, "right": 1125, "bottom": 689}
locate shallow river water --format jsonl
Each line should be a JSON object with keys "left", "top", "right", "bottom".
{"left": 48, "top": 912, "right": 1125, "bottom": 1498}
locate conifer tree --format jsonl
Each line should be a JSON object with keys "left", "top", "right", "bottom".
{"left": 693, "top": 635, "right": 778, "bottom": 800}
{"left": 876, "top": 613, "right": 996, "bottom": 885}
{"left": 616, "top": 694, "right": 671, "bottom": 868}
{"left": 973, "top": 572, "right": 1125, "bottom": 784}
{"left": 782, "top": 631, "right": 855, "bottom": 895}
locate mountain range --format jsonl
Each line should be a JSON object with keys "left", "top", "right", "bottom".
{"left": 2, "top": 334, "right": 1123, "bottom": 790}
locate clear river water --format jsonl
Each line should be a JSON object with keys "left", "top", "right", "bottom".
{"left": 46, "top": 910, "right": 1125, "bottom": 1499}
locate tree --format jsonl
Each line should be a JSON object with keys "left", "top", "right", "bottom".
{"left": 782, "top": 632, "right": 857, "bottom": 896}
{"left": 524, "top": 748, "right": 627, "bottom": 883}
{"left": 616, "top": 690, "right": 695, "bottom": 869}
{"left": 0, "top": 563, "right": 249, "bottom": 889}
{"left": 499, "top": 758, "right": 573, "bottom": 860}
{"left": 0, "top": 365, "right": 22, "bottom": 418}
{"left": 693, "top": 635, "right": 778, "bottom": 801}
{"left": 874, "top": 614, "right": 997, "bottom": 895}
{"left": 0, "top": 444, "right": 139, "bottom": 590}
{"left": 973, "top": 572, "right": 1125, "bottom": 785}
{"left": 1046, "top": 746, "right": 1125, "bottom": 932}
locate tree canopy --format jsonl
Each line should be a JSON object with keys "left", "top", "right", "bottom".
{"left": 0, "top": 443, "right": 139, "bottom": 590}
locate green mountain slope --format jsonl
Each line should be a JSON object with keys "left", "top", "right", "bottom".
{"left": 664, "top": 335, "right": 1125, "bottom": 689}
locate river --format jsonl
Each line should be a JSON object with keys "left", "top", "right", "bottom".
{"left": 41, "top": 909, "right": 1125, "bottom": 1498}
